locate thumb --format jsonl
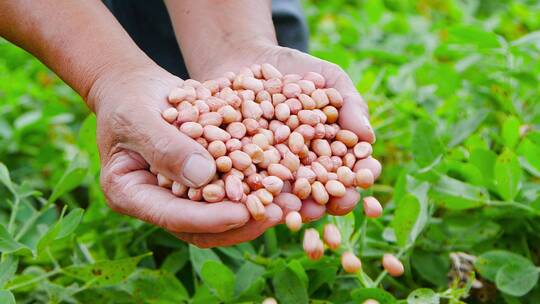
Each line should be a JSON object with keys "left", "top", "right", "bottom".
{"left": 129, "top": 111, "right": 216, "bottom": 188}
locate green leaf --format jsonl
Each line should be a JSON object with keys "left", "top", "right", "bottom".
{"left": 412, "top": 120, "right": 444, "bottom": 170}
{"left": 37, "top": 208, "right": 84, "bottom": 254}
{"left": 447, "top": 110, "right": 488, "bottom": 148}
{"left": 496, "top": 262, "right": 539, "bottom": 297}
{"left": 234, "top": 261, "right": 266, "bottom": 297}
{"left": 63, "top": 253, "right": 150, "bottom": 286}
{"left": 392, "top": 181, "right": 429, "bottom": 246}
{"left": 48, "top": 153, "right": 89, "bottom": 204}
{"left": 273, "top": 266, "right": 308, "bottom": 304}
{"left": 470, "top": 148, "right": 497, "bottom": 183}
{"left": 0, "top": 256, "right": 18, "bottom": 288}
{"left": 495, "top": 149, "right": 522, "bottom": 201}
{"left": 432, "top": 175, "right": 489, "bottom": 210}
{"left": 517, "top": 138, "right": 540, "bottom": 177}
{"left": 351, "top": 288, "right": 396, "bottom": 304}
{"left": 161, "top": 248, "right": 189, "bottom": 274}
{"left": 189, "top": 245, "right": 220, "bottom": 276}
{"left": 447, "top": 25, "right": 501, "bottom": 49}
{"left": 288, "top": 260, "right": 308, "bottom": 288}
{"left": 502, "top": 116, "right": 521, "bottom": 149}
{"left": 77, "top": 114, "right": 100, "bottom": 175}
{"left": 411, "top": 250, "right": 450, "bottom": 287}
{"left": 475, "top": 250, "right": 532, "bottom": 281}
{"left": 407, "top": 288, "right": 439, "bottom": 304}
{"left": 0, "top": 290, "right": 15, "bottom": 304}
{"left": 330, "top": 212, "right": 355, "bottom": 243}
{"left": 200, "top": 260, "right": 235, "bottom": 302}
{"left": 0, "top": 224, "right": 32, "bottom": 256}
{"left": 0, "top": 163, "right": 15, "bottom": 194}
{"left": 121, "top": 269, "right": 189, "bottom": 303}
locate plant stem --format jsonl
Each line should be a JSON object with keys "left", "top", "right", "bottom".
{"left": 487, "top": 200, "right": 540, "bottom": 217}
{"left": 264, "top": 228, "right": 278, "bottom": 256}
{"left": 7, "top": 268, "right": 61, "bottom": 291}
{"left": 7, "top": 195, "right": 20, "bottom": 234}
{"left": 15, "top": 203, "right": 55, "bottom": 241}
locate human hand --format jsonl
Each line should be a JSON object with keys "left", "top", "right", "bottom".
{"left": 191, "top": 44, "right": 381, "bottom": 225}
{"left": 87, "top": 64, "right": 284, "bottom": 247}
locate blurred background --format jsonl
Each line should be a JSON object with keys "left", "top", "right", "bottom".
{"left": 0, "top": 0, "right": 539, "bottom": 303}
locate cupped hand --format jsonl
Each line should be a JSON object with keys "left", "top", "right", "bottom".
{"left": 191, "top": 44, "right": 380, "bottom": 229}
{"left": 87, "top": 64, "right": 283, "bottom": 247}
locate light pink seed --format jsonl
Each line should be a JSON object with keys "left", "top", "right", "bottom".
{"left": 293, "top": 178, "right": 311, "bottom": 199}
{"left": 303, "top": 72, "right": 325, "bottom": 89}
{"left": 298, "top": 110, "right": 320, "bottom": 126}
{"left": 298, "top": 93, "right": 316, "bottom": 110}
{"left": 312, "top": 139, "right": 332, "bottom": 157}
{"left": 225, "top": 175, "right": 243, "bottom": 202}
{"left": 323, "top": 223, "right": 341, "bottom": 250}
{"left": 264, "top": 78, "right": 283, "bottom": 94}
{"left": 275, "top": 103, "right": 291, "bottom": 122}
{"left": 162, "top": 107, "right": 178, "bottom": 123}
{"left": 172, "top": 181, "right": 188, "bottom": 197}
{"left": 268, "top": 163, "right": 294, "bottom": 180}
{"left": 311, "top": 89, "right": 330, "bottom": 108}
{"left": 382, "top": 254, "right": 404, "bottom": 277}
{"left": 325, "top": 88, "right": 344, "bottom": 108}
{"left": 298, "top": 79, "right": 316, "bottom": 95}
{"left": 216, "top": 156, "right": 232, "bottom": 173}
{"left": 283, "top": 83, "right": 302, "bottom": 98}
{"left": 226, "top": 122, "right": 247, "bottom": 139}
{"left": 208, "top": 141, "right": 227, "bottom": 158}
{"left": 260, "top": 100, "right": 275, "bottom": 120}
{"left": 198, "top": 112, "right": 223, "bottom": 127}
{"left": 168, "top": 87, "right": 187, "bottom": 105}
{"left": 285, "top": 98, "right": 302, "bottom": 115}
{"left": 261, "top": 63, "right": 282, "bottom": 80}
{"left": 353, "top": 142, "right": 373, "bottom": 159}
{"left": 261, "top": 175, "right": 285, "bottom": 195}
{"left": 341, "top": 252, "right": 362, "bottom": 273}
{"left": 272, "top": 93, "right": 287, "bottom": 106}
{"left": 288, "top": 131, "right": 305, "bottom": 154}
{"left": 363, "top": 196, "right": 382, "bottom": 218}
{"left": 225, "top": 138, "right": 242, "bottom": 152}
{"left": 203, "top": 125, "right": 231, "bottom": 142}
{"left": 325, "top": 180, "right": 346, "bottom": 197}
{"left": 331, "top": 141, "right": 348, "bottom": 157}
{"left": 296, "top": 166, "right": 317, "bottom": 183}
{"left": 202, "top": 184, "right": 225, "bottom": 203}
{"left": 285, "top": 211, "right": 302, "bottom": 232}
{"left": 179, "top": 122, "right": 204, "bottom": 138}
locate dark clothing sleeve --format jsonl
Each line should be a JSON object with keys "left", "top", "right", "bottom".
{"left": 104, "top": 0, "right": 309, "bottom": 79}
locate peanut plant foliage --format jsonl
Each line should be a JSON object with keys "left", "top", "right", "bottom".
{"left": 1, "top": 0, "right": 540, "bottom": 303}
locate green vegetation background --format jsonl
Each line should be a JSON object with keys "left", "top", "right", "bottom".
{"left": 0, "top": 0, "right": 539, "bottom": 303}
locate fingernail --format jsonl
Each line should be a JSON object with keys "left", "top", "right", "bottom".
{"left": 362, "top": 115, "right": 376, "bottom": 143}
{"left": 182, "top": 153, "right": 216, "bottom": 187}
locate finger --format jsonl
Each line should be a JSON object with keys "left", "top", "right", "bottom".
{"left": 322, "top": 65, "right": 376, "bottom": 143}
{"left": 326, "top": 188, "right": 360, "bottom": 216}
{"left": 175, "top": 204, "right": 283, "bottom": 248}
{"left": 339, "top": 99, "right": 376, "bottom": 144}
{"left": 353, "top": 157, "right": 382, "bottom": 180}
{"left": 124, "top": 108, "right": 216, "bottom": 188}
{"left": 273, "top": 193, "right": 302, "bottom": 214}
{"left": 101, "top": 150, "right": 249, "bottom": 233}
{"left": 299, "top": 198, "right": 326, "bottom": 222}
